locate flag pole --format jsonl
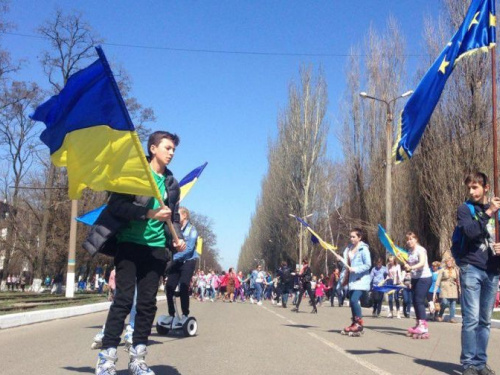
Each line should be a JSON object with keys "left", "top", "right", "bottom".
{"left": 95, "top": 46, "right": 180, "bottom": 243}
{"left": 492, "top": 47, "right": 499, "bottom": 242}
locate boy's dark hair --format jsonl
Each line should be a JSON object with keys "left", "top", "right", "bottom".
{"left": 147, "top": 131, "right": 180, "bottom": 158}
{"left": 464, "top": 171, "right": 488, "bottom": 187}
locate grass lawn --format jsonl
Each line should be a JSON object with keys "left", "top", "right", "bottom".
{"left": 0, "top": 292, "right": 109, "bottom": 316}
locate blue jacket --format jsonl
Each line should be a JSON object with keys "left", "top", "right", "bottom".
{"left": 343, "top": 241, "right": 371, "bottom": 291}
{"left": 173, "top": 221, "right": 199, "bottom": 262}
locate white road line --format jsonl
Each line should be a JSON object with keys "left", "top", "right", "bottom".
{"left": 262, "top": 306, "right": 393, "bottom": 375}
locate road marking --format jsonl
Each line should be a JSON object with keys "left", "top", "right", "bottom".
{"left": 263, "top": 306, "right": 392, "bottom": 375}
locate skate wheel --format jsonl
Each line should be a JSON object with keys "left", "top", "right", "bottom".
{"left": 182, "top": 317, "right": 198, "bottom": 337}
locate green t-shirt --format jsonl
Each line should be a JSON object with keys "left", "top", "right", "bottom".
{"left": 117, "top": 169, "right": 168, "bottom": 247}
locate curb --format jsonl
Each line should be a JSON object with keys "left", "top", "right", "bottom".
{"left": 0, "top": 295, "right": 166, "bottom": 330}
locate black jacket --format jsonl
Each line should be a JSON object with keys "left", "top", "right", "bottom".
{"left": 457, "top": 201, "right": 500, "bottom": 273}
{"left": 82, "top": 167, "right": 184, "bottom": 257}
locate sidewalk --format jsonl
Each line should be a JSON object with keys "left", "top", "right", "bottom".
{"left": 0, "top": 295, "right": 166, "bottom": 329}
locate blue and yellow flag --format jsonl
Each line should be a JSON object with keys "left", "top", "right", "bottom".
{"left": 31, "top": 46, "right": 156, "bottom": 199}
{"left": 377, "top": 224, "right": 409, "bottom": 263}
{"left": 394, "top": 0, "right": 496, "bottom": 162}
{"left": 179, "top": 162, "right": 208, "bottom": 202}
{"left": 196, "top": 237, "right": 203, "bottom": 255}
{"left": 290, "top": 214, "right": 337, "bottom": 251}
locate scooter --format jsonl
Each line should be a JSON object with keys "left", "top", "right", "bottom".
{"left": 156, "top": 287, "right": 197, "bottom": 337}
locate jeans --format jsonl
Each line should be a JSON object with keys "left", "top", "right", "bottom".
{"left": 402, "top": 288, "right": 413, "bottom": 317}
{"left": 296, "top": 282, "right": 317, "bottom": 310}
{"left": 439, "top": 297, "right": 457, "bottom": 320}
{"left": 349, "top": 290, "right": 364, "bottom": 318}
{"left": 102, "top": 242, "right": 167, "bottom": 348}
{"left": 459, "top": 263, "right": 499, "bottom": 370}
{"left": 410, "top": 277, "right": 432, "bottom": 320}
{"left": 129, "top": 286, "right": 137, "bottom": 329}
{"left": 254, "top": 282, "right": 263, "bottom": 301}
{"left": 166, "top": 259, "right": 196, "bottom": 316}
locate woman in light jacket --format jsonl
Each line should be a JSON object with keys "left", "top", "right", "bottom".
{"left": 341, "top": 228, "right": 371, "bottom": 334}
{"left": 433, "top": 256, "right": 460, "bottom": 323}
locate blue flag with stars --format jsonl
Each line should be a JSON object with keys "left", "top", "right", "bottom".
{"left": 394, "top": 0, "right": 496, "bottom": 162}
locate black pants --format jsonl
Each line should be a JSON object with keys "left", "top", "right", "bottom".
{"left": 102, "top": 242, "right": 167, "bottom": 349}
{"left": 296, "top": 282, "right": 317, "bottom": 310}
{"left": 372, "top": 290, "right": 384, "bottom": 315}
{"left": 166, "top": 259, "right": 196, "bottom": 317}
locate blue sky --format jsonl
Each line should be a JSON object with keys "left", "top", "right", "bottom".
{"left": 3, "top": 0, "right": 436, "bottom": 269}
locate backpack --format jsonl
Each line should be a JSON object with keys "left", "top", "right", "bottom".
{"left": 451, "top": 201, "right": 476, "bottom": 262}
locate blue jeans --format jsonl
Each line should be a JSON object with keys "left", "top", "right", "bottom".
{"left": 349, "top": 290, "right": 364, "bottom": 318}
{"left": 402, "top": 288, "right": 413, "bottom": 317}
{"left": 439, "top": 297, "right": 456, "bottom": 320}
{"left": 254, "top": 282, "right": 263, "bottom": 302}
{"left": 459, "top": 263, "right": 499, "bottom": 370}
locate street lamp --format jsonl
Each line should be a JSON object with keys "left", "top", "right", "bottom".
{"left": 359, "top": 90, "right": 413, "bottom": 236}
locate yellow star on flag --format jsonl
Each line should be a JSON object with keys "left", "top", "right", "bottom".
{"left": 469, "top": 12, "right": 480, "bottom": 30}
{"left": 439, "top": 57, "right": 450, "bottom": 74}
{"left": 490, "top": 12, "right": 496, "bottom": 27}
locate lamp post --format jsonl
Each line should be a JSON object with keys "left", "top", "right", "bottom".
{"left": 359, "top": 90, "right": 413, "bottom": 236}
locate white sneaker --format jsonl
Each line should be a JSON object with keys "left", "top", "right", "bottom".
{"left": 95, "top": 347, "right": 118, "bottom": 375}
{"left": 250, "top": 297, "right": 255, "bottom": 304}
{"left": 387, "top": 312, "right": 393, "bottom": 318}
{"left": 257, "top": 301, "right": 262, "bottom": 306}
{"left": 396, "top": 311, "right": 401, "bottom": 319}
{"left": 173, "top": 315, "right": 188, "bottom": 328}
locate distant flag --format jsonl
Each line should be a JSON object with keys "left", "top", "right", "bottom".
{"left": 290, "top": 214, "right": 338, "bottom": 252}
{"left": 373, "top": 284, "right": 406, "bottom": 294}
{"left": 76, "top": 163, "right": 208, "bottom": 226}
{"left": 377, "top": 224, "right": 409, "bottom": 264}
{"left": 196, "top": 237, "right": 203, "bottom": 255}
{"left": 31, "top": 46, "right": 158, "bottom": 199}
{"left": 394, "top": 0, "right": 496, "bottom": 162}
{"left": 179, "top": 162, "right": 208, "bottom": 202}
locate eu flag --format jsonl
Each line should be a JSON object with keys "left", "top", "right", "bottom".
{"left": 31, "top": 46, "right": 157, "bottom": 199}
{"left": 394, "top": 0, "right": 496, "bottom": 162}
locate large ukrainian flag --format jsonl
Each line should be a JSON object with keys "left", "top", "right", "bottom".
{"left": 31, "top": 47, "right": 156, "bottom": 199}
{"left": 394, "top": 0, "right": 496, "bottom": 162}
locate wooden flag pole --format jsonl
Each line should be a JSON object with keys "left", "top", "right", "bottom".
{"left": 492, "top": 48, "right": 499, "bottom": 242}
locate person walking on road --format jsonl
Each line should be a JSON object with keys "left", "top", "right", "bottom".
{"left": 433, "top": 256, "right": 460, "bottom": 323}
{"left": 291, "top": 258, "right": 317, "bottom": 313}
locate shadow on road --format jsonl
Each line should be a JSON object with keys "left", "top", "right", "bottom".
{"left": 414, "top": 358, "right": 463, "bottom": 374}
{"left": 283, "top": 324, "right": 316, "bottom": 329}
{"left": 366, "top": 325, "right": 408, "bottom": 336}
{"left": 63, "top": 364, "right": 182, "bottom": 375}
{"left": 62, "top": 366, "right": 93, "bottom": 373}
{"left": 150, "top": 365, "right": 182, "bottom": 375}
{"left": 346, "top": 348, "right": 411, "bottom": 357}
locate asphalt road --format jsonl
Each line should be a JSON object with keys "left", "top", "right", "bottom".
{"left": 2, "top": 298, "right": 499, "bottom": 375}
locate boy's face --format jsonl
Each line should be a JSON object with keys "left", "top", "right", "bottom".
{"left": 468, "top": 182, "right": 489, "bottom": 203}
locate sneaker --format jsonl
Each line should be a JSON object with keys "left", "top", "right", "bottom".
{"left": 396, "top": 311, "right": 401, "bottom": 319}
{"left": 95, "top": 348, "right": 118, "bottom": 375}
{"left": 257, "top": 301, "right": 262, "bottom": 306}
{"left": 250, "top": 297, "right": 255, "bottom": 304}
{"left": 449, "top": 318, "right": 457, "bottom": 324}
{"left": 478, "top": 364, "right": 496, "bottom": 375}
{"left": 128, "top": 345, "right": 155, "bottom": 375}
{"left": 387, "top": 312, "right": 393, "bottom": 318}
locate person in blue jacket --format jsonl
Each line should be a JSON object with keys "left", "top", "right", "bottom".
{"left": 341, "top": 228, "right": 371, "bottom": 335}
{"left": 165, "top": 206, "right": 199, "bottom": 327}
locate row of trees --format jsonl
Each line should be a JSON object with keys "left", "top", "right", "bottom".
{"left": 0, "top": 7, "right": 221, "bottom": 284}
{"left": 237, "top": 0, "right": 493, "bottom": 274}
